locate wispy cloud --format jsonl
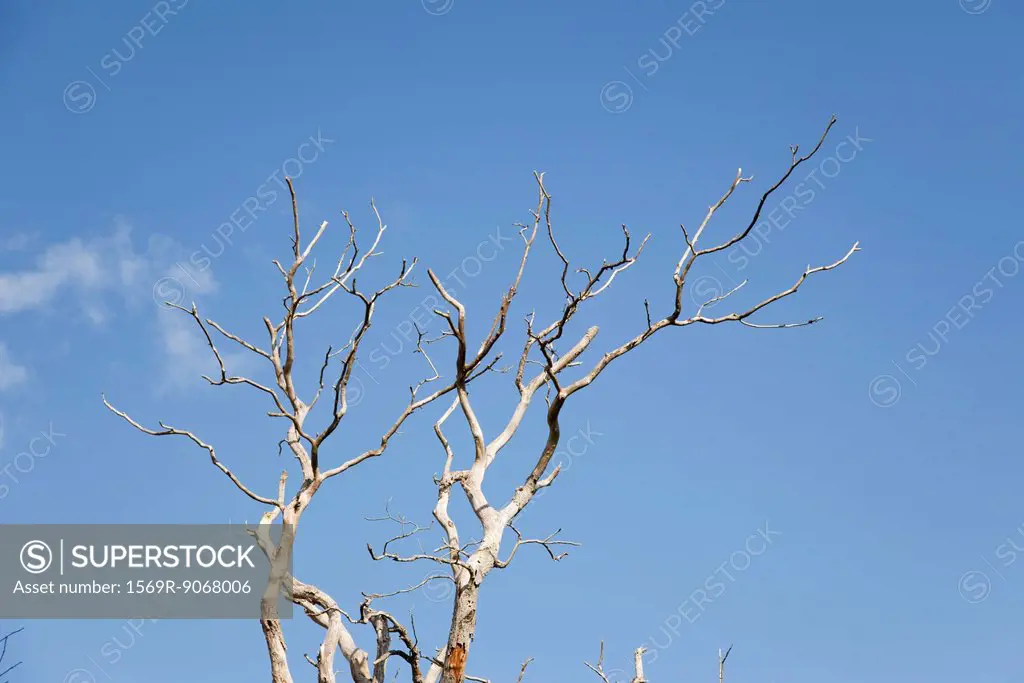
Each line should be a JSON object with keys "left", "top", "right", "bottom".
{"left": 0, "top": 343, "right": 28, "bottom": 392}
{"left": 0, "top": 221, "right": 152, "bottom": 318}
{"left": 0, "top": 221, "right": 238, "bottom": 393}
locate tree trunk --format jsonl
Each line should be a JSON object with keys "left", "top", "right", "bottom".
{"left": 441, "top": 582, "right": 480, "bottom": 683}
{"left": 262, "top": 523, "right": 297, "bottom": 683}
{"left": 261, "top": 617, "right": 294, "bottom": 683}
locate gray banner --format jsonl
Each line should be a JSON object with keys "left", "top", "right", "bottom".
{"left": 0, "top": 525, "right": 293, "bottom": 619}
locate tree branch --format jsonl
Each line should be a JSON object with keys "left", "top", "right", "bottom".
{"left": 102, "top": 396, "right": 282, "bottom": 508}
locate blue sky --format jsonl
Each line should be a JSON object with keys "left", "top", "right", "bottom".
{"left": 1, "top": 0, "right": 1023, "bottom": 681}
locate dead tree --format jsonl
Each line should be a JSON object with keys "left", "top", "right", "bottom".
{"left": 0, "top": 624, "right": 23, "bottom": 682}
{"left": 106, "top": 178, "right": 477, "bottom": 683}
{"left": 107, "top": 117, "right": 856, "bottom": 683}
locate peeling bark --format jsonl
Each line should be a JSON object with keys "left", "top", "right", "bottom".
{"left": 261, "top": 616, "right": 294, "bottom": 683}
{"left": 442, "top": 582, "right": 480, "bottom": 683}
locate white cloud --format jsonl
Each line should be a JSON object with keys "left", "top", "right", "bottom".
{"left": 0, "top": 221, "right": 151, "bottom": 318}
{"left": 0, "top": 342, "right": 28, "bottom": 392}
{"left": 0, "top": 220, "right": 244, "bottom": 393}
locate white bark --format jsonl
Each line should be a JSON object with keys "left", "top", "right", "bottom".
{"left": 108, "top": 119, "right": 855, "bottom": 683}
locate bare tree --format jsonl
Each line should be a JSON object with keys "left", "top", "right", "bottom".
{"left": 0, "top": 624, "right": 23, "bottom": 683}
{"left": 106, "top": 178, "right": 474, "bottom": 683}
{"left": 108, "top": 118, "right": 856, "bottom": 683}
